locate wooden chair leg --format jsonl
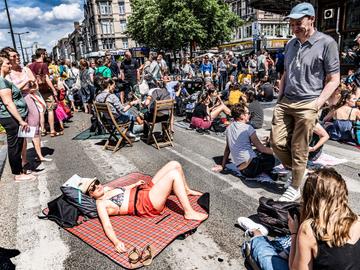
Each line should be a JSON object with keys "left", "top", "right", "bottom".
{"left": 147, "top": 124, "right": 154, "bottom": 145}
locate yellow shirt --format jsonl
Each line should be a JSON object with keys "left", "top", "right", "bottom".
{"left": 228, "top": 90, "right": 244, "bottom": 106}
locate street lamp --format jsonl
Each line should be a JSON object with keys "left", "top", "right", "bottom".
{"left": 4, "top": 0, "right": 16, "bottom": 49}
{"left": 9, "top": 31, "right": 30, "bottom": 64}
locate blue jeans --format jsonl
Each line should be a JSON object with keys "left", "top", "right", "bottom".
{"left": 116, "top": 111, "right": 135, "bottom": 132}
{"left": 251, "top": 236, "right": 289, "bottom": 270}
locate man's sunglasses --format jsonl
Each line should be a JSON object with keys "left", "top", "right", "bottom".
{"left": 88, "top": 179, "right": 100, "bottom": 193}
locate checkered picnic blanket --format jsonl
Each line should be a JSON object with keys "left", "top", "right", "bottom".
{"left": 65, "top": 172, "right": 208, "bottom": 269}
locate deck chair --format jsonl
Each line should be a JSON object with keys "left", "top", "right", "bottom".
{"left": 145, "top": 99, "right": 175, "bottom": 150}
{"left": 94, "top": 102, "right": 133, "bottom": 152}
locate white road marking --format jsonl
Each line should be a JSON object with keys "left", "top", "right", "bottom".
{"left": 13, "top": 162, "right": 70, "bottom": 270}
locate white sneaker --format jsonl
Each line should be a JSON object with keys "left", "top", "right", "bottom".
{"left": 278, "top": 186, "right": 301, "bottom": 202}
{"left": 126, "top": 131, "right": 136, "bottom": 138}
{"left": 237, "top": 217, "right": 268, "bottom": 237}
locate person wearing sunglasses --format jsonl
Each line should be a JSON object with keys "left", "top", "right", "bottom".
{"left": 83, "top": 161, "right": 208, "bottom": 253}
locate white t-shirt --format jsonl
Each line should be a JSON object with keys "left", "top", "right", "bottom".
{"left": 225, "top": 121, "right": 257, "bottom": 166}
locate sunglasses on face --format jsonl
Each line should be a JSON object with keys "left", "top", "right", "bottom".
{"left": 88, "top": 179, "right": 100, "bottom": 193}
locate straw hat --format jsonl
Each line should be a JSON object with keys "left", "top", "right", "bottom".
{"left": 77, "top": 177, "right": 97, "bottom": 194}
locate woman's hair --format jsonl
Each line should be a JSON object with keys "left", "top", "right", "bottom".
{"left": 0, "top": 55, "right": 8, "bottom": 69}
{"left": 100, "top": 77, "right": 115, "bottom": 90}
{"left": 198, "top": 93, "right": 209, "bottom": 104}
{"left": 0, "top": 47, "right": 17, "bottom": 57}
{"left": 335, "top": 90, "right": 352, "bottom": 108}
{"left": 79, "top": 58, "right": 89, "bottom": 69}
{"left": 301, "top": 167, "right": 358, "bottom": 247}
{"left": 246, "top": 89, "right": 256, "bottom": 103}
{"left": 231, "top": 103, "right": 247, "bottom": 119}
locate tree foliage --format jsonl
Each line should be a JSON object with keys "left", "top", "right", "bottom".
{"left": 127, "top": 0, "right": 242, "bottom": 51}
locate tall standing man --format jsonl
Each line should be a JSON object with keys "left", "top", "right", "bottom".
{"left": 120, "top": 50, "right": 140, "bottom": 103}
{"left": 270, "top": 2, "right": 340, "bottom": 201}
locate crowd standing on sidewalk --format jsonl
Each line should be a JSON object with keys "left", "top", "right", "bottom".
{"left": 0, "top": 1, "right": 359, "bottom": 269}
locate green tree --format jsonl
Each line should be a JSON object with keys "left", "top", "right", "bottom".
{"left": 127, "top": 0, "right": 242, "bottom": 53}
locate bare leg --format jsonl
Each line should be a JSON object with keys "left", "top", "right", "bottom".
{"left": 210, "top": 103, "right": 231, "bottom": 119}
{"left": 120, "top": 92, "right": 125, "bottom": 104}
{"left": 48, "top": 109, "right": 56, "bottom": 134}
{"left": 32, "top": 137, "right": 44, "bottom": 160}
{"left": 40, "top": 111, "right": 45, "bottom": 133}
{"left": 21, "top": 139, "right": 28, "bottom": 166}
{"left": 70, "top": 100, "right": 78, "bottom": 112}
{"left": 83, "top": 102, "right": 89, "bottom": 114}
{"left": 149, "top": 166, "right": 208, "bottom": 221}
{"left": 151, "top": 161, "right": 200, "bottom": 195}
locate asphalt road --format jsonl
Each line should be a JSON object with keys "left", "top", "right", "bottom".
{"left": 0, "top": 106, "right": 359, "bottom": 270}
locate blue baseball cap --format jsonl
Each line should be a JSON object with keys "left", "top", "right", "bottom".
{"left": 285, "top": 2, "right": 315, "bottom": 20}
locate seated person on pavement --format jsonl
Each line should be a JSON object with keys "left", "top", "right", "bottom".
{"left": 84, "top": 161, "right": 208, "bottom": 253}
{"left": 237, "top": 167, "right": 360, "bottom": 270}
{"left": 95, "top": 78, "right": 142, "bottom": 138}
{"left": 212, "top": 103, "right": 275, "bottom": 178}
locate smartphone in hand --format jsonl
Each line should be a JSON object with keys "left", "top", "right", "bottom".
{"left": 288, "top": 207, "right": 300, "bottom": 220}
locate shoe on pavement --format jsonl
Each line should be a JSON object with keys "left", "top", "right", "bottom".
{"left": 278, "top": 186, "right": 301, "bottom": 202}
{"left": 126, "top": 131, "right": 137, "bottom": 138}
{"left": 237, "top": 217, "right": 268, "bottom": 237}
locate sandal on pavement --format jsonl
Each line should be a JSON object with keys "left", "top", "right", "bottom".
{"left": 140, "top": 245, "right": 154, "bottom": 266}
{"left": 128, "top": 247, "right": 141, "bottom": 265}
{"left": 14, "top": 174, "right": 37, "bottom": 182}
{"left": 50, "top": 132, "right": 61, "bottom": 137}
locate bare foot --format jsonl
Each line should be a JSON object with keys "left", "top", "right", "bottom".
{"left": 186, "top": 189, "right": 203, "bottom": 196}
{"left": 184, "top": 211, "right": 208, "bottom": 221}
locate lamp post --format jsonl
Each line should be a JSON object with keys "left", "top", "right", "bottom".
{"left": 4, "top": 0, "right": 16, "bottom": 49}
{"left": 9, "top": 32, "right": 30, "bottom": 64}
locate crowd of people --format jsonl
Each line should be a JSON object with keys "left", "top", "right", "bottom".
{"left": 0, "top": 2, "right": 359, "bottom": 269}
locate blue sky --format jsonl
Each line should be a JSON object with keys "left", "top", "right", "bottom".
{"left": 0, "top": 0, "right": 84, "bottom": 57}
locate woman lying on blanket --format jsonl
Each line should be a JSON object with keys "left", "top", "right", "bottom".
{"left": 84, "top": 161, "right": 208, "bottom": 253}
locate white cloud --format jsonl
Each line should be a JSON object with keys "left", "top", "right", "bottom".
{"left": 41, "top": 3, "right": 83, "bottom": 22}
{"left": 0, "top": 2, "right": 83, "bottom": 53}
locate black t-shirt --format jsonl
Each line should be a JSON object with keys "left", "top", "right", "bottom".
{"left": 193, "top": 103, "right": 208, "bottom": 118}
{"left": 120, "top": 58, "right": 139, "bottom": 83}
{"left": 261, "top": 83, "right": 274, "bottom": 101}
{"left": 249, "top": 100, "right": 264, "bottom": 129}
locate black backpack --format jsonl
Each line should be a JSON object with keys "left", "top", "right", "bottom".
{"left": 257, "top": 196, "right": 300, "bottom": 235}
{"left": 211, "top": 118, "right": 227, "bottom": 133}
{"left": 40, "top": 195, "right": 79, "bottom": 228}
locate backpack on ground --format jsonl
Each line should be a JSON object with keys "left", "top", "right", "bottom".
{"left": 257, "top": 196, "right": 300, "bottom": 235}
{"left": 39, "top": 195, "right": 79, "bottom": 228}
{"left": 211, "top": 118, "right": 227, "bottom": 133}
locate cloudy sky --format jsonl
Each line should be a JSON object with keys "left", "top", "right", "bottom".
{"left": 0, "top": 0, "right": 84, "bottom": 55}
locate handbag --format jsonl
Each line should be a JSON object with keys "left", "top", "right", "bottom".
{"left": 138, "top": 79, "right": 149, "bottom": 95}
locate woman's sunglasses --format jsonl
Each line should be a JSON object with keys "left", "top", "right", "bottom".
{"left": 88, "top": 179, "right": 100, "bottom": 193}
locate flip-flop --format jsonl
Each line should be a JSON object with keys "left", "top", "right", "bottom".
{"left": 50, "top": 132, "right": 61, "bottom": 137}
{"left": 140, "top": 245, "right": 154, "bottom": 266}
{"left": 128, "top": 247, "right": 141, "bottom": 266}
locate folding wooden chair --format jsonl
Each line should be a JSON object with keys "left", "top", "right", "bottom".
{"left": 145, "top": 99, "right": 175, "bottom": 150}
{"left": 94, "top": 102, "right": 133, "bottom": 153}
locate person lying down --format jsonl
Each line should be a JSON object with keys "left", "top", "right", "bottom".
{"left": 81, "top": 161, "right": 208, "bottom": 253}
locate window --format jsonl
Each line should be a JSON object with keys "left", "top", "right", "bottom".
{"left": 122, "top": 38, "right": 128, "bottom": 49}
{"left": 103, "top": 39, "right": 115, "bottom": 50}
{"left": 119, "top": 1, "right": 125, "bottom": 15}
{"left": 120, "top": 19, "right": 127, "bottom": 32}
{"left": 99, "top": 2, "right": 112, "bottom": 15}
{"left": 243, "top": 25, "right": 252, "bottom": 38}
{"left": 101, "top": 20, "right": 114, "bottom": 34}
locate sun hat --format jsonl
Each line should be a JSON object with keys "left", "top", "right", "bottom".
{"left": 77, "top": 177, "right": 98, "bottom": 194}
{"left": 285, "top": 2, "right": 315, "bottom": 20}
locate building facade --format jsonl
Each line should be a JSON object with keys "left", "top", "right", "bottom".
{"left": 81, "top": 0, "right": 135, "bottom": 58}
{"left": 221, "top": 0, "right": 292, "bottom": 54}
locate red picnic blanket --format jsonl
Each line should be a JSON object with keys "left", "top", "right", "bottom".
{"left": 64, "top": 172, "right": 208, "bottom": 269}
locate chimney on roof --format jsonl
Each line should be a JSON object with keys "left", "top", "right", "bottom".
{"left": 74, "top": 21, "right": 80, "bottom": 30}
